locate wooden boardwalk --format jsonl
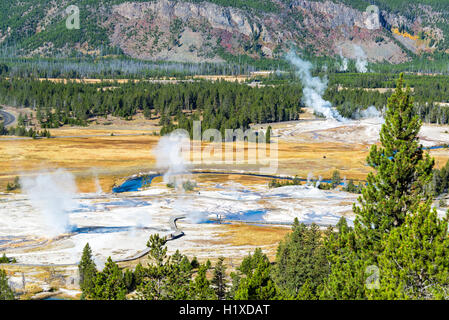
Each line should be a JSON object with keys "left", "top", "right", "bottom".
{"left": 0, "top": 215, "right": 188, "bottom": 267}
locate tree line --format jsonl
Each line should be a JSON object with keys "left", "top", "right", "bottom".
{"left": 0, "top": 78, "right": 304, "bottom": 136}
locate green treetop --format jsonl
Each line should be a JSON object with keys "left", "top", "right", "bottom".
{"left": 191, "top": 260, "right": 216, "bottom": 300}
{"left": 232, "top": 248, "right": 278, "bottom": 300}
{"left": 272, "top": 219, "right": 329, "bottom": 298}
{"left": 92, "top": 257, "right": 127, "bottom": 300}
{"left": 370, "top": 203, "right": 449, "bottom": 300}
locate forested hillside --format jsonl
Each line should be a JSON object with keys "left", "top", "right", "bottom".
{"left": 0, "top": 0, "right": 447, "bottom": 66}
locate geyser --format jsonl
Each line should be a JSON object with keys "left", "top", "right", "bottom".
{"left": 352, "top": 44, "right": 368, "bottom": 73}
{"left": 20, "top": 169, "right": 78, "bottom": 237}
{"left": 153, "top": 131, "right": 191, "bottom": 188}
{"left": 286, "top": 50, "right": 345, "bottom": 121}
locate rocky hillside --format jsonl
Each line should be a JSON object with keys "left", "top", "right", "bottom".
{"left": 0, "top": 0, "right": 448, "bottom": 64}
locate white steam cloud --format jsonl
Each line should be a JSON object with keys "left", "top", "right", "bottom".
{"left": 338, "top": 50, "right": 348, "bottom": 72}
{"left": 286, "top": 50, "right": 345, "bottom": 121}
{"left": 353, "top": 106, "right": 384, "bottom": 123}
{"left": 306, "top": 172, "right": 314, "bottom": 186}
{"left": 360, "top": 106, "right": 382, "bottom": 119}
{"left": 352, "top": 44, "right": 368, "bottom": 73}
{"left": 20, "top": 169, "right": 78, "bottom": 237}
{"left": 153, "top": 131, "right": 191, "bottom": 188}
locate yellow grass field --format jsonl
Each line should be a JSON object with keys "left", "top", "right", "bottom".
{"left": 1, "top": 125, "right": 447, "bottom": 192}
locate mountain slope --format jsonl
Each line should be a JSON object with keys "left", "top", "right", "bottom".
{"left": 0, "top": 0, "right": 448, "bottom": 64}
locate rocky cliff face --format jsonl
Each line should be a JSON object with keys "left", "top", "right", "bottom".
{"left": 2, "top": 0, "right": 447, "bottom": 64}
{"left": 104, "top": 0, "right": 447, "bottom": 63}
{"left": 105, "top": 0, "right": 264, "bottom": 62}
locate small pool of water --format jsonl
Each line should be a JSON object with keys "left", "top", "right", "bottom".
{"left": 42, "top": 296, "right": 67, "bottom": 300}
{"left": 112, "top": 175, "right": 159, "bottom": 193}
{"left": 202, "top": 209, "right": 267, "bottom": 224}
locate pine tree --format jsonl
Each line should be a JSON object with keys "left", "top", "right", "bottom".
{"left": 191, "top": 260, "right": 216, "bottom": 300}
{"left": 123, "top": 269, "right": 136, "bottom": 292}
{"left": 296, "top": 280, "right": 317, "bottom": 300}
{"left": 331, "top": 170, "right": 341, "bottom": 188}
{"left": 138, "top": 234, "right": 169, "bottom": 300}
{"left": 0, "top": 269, "right": 14, "bottom": 300}
{"left": 211, "top": 257, "right": 227, "bottom": 300}
{"left": 147, "top": 233, "right": 167, "bottom": 268}
{"left": 369, "top": 203, "right": 449, "bottom": 299}
{"left": 78, "top": 243, "right": 97, "bottom": 298}
{"left": 133, "top": 263, "right": 146, "bottom": 287}
{"left": 233, "top": 249, "right": 278, "bottom": 300}
{"left": 164, "top": 250, "right": 193, "bottom": 299}
{"left": 266, "top": 125, "right": 272, "bottom": 144}
{"left": 272, "top": 219, "right": 329, "bottom": 298}
{"left": 353, "top": 73, "right": 434, "bottom": 254}
{"left": 137, "top": 234, "right": 195, "bottom": 300}
{"left": 321, "top": 74, "right": 438, "bottom": 300}
{"left": 92, "top": 257, "right": 126, "bottom": 300}
{"left": 318, "top": 251, "right": 368, "bottom": 300}
{"left": 318, "top": 218, "right": 368, "bottom": 299}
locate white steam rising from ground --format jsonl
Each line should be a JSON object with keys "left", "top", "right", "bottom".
{"left": 20, "top": 169, "right": 79, "bottom": 237}
{"left": 153, "top": 131, "right": 191, "bottom": 188}
{"left": 152, "top": 131, "right": 203, "bottom": 222}
{"left": 93, "top": 174, "right": 103, "bottom": 195}
{"left": 286, "top": 50, "right": 345, "bottom": 122}
{"left": 338, "top": 49, "right": 348, "bottom": 72}
{"left": 353, "top": 106, "right": 384, "bottom": 123}
{"left": 352, "top": 44, "right": 368, "bottom": 73}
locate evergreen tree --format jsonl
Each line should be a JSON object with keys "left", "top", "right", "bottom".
{"left": 211, "top": 257, "right": 228, "bottom": 300}
{"left": 0, "top": 269, "right": 14, "bottom": 300}
{"left": 354, "top": 73, "right": 434, "bottom": 254}
{"left": 164, "top": 250, "right": 193, "bottom": 299}
{"left": 133, "top": 263, "right": 146, "bottom": 287}
{"left": 123, "top": 269, "right": 136, "bottom": 292}
{"left": 272, "top": 219, "right": 329, "bottom": 298}
{"left": 78, "top": 243, "right": 97, "bottom": 298}
{"left": 319, "top": 217, "right": 367, "bottom": 299}
{"left": 147, "top": 234, "right": 167, "bottom": 268}
{"left": 266, "top": 125, "right": 272, "bottom": 144}
{"left": 91, "top": 257, "right": 126, "bottom": 300}
{"left": 318, "top": 252, "right": 368, "bottom": 300}
{"left": 137, "top": 234, "right": 194, "bottom": 300}
{"left": 321, "top": 74, "right": 438, "bottom": 300}
{"left": 233, "top": 249, "right": 278, "bottom": 300}
{"left": 331, "top": 170, "right": 341, "bottom": 188}
{"left": 138, "top": 234, "right": 169, "bottom": 300}
{"left": 370, "top": 203, "right": 449, "bottom": 299}
{"left": 296, "top": 280, "right": 317, "bottom": 300}
{"left": 191, "top": 260, "right": 216, "bottom": 300}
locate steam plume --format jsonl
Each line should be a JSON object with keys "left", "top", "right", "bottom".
{"left": 286, "top": 50, "right": 345, "bottom": 121}
{"left": 353, "top": 105, "right": 384, "bottom": 123}
{"left": 352, "top": 44, "right": 368, "bottom": 73}
{"left": 20, "top": 169, "right": 78, "bottom": 237}
{"left": 338, "top": 50, "right": 348, "bottom": 72}
{"left": 153, "top": 131, "right": 191, "bottom": 188}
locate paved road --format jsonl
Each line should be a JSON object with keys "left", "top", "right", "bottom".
{"left": 0, "top": 110, "right": 15, "bottom": 126}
